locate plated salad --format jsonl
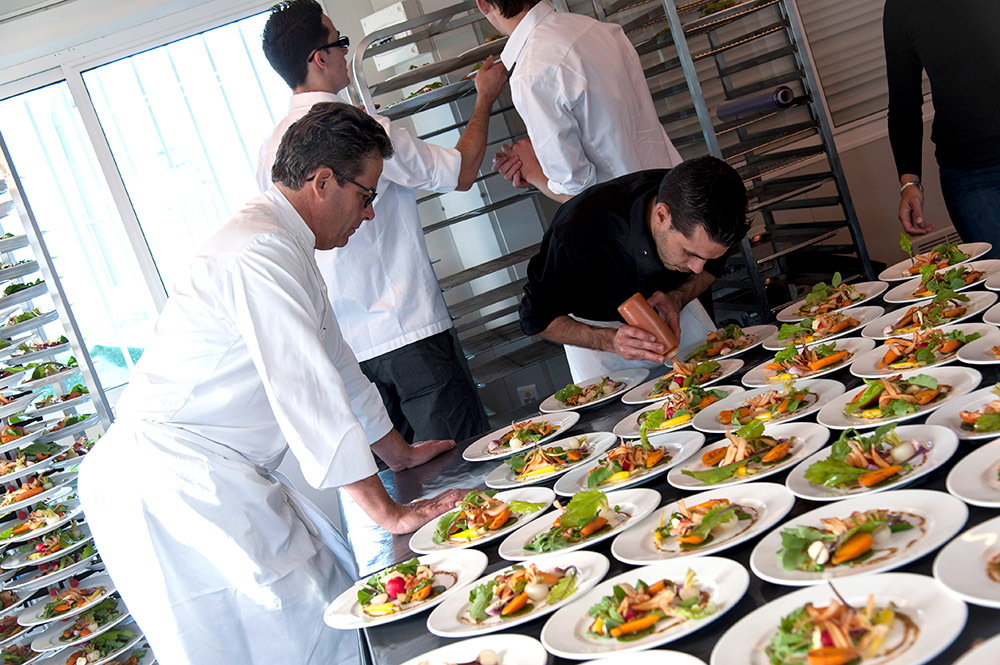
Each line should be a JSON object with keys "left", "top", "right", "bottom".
{"left": 718, "top": 384, "right": 815, "bottom": 425}
{"left": 17, "top": 521, "right": 84, "bottom": 561}
{"left": 877, "top": 329, "right": 979, "bottom": 370}
{"left": 61, "top": 630, "right": 141, "bottom": 665}
{"left": 58, "top": 597, "right": 122, "bottom": 643}
{"left": 585, "top": 439, "right": 670, "bottom": 488}
{"left": 647, "top": 360, "right": 722, "bottom": 398}
{"left": 654, "top": 498, "right": 755, "bottom": 551}
{"left": 681, "top": 420, "right": 794, "bottom": 485}
{"left": 0, "top": 475, "right": 55, "bottom": 508}
{"left": 638, "top": 386, "right": 727, "bottom": 433}
{"left": 0, "top": 644, "right": 37, "bottom": 664}
{"left": 555, "top": 377, "right": 626, "bottom": 407}
{"left": 586, "top": 569, "right": 715, "bottom": 640}
{"left": 776, "top": 509, "right": 917, "bottom": 573}
{"left": 9, "top": 336, "right": 67, "bottom": 359}
{"left": 40, "top": 583, "right": 107, "bottom": 619}
{"left": 844, "top": 374, "right": 951, "bottom": 420}
{"left": 803, "top": 425, "right": 930, "bottom": 491}
{"left": 686, "top": 325, "right": 751, "bottom": 361}
{"left": 898, "top": 234, "right": 967, "bottom": 278}
{"left": 2, "top": 309, "right": 40, "bottom": 330}
{"left": 524, "top": 490, "right": 627, "bottom": 554}
{"left": 777, "top": 311, "right": 859, "bottom": 345}
{"left": 959, "top": 384, "right": 1000, "bottom": 434}
{"left": 32, "top": 385, "right": 88, "bottom": 411}
{"left": 357, "top": 558, "right": 453, "bottom": 617}
{"left": 465, "top": 563, "right": 577, "bottom": 625}
{"left": 884, "top": 291, "right": 969, "bottom": 335}
{"left": 26, "top": 357, "right": 78, "bottom": 382}
{"left": 796, "top": 273, "right": 861, "bottom": 316}
{"left": 505, "top": 436, "right": 592, "bottom": 482}
{"left": 487, "top": 420, "right": 558, "bottom": 455}
{"left": 2, "top": 279, "right": 43, "bottom": 297}
{"left": 763, "top": 343, "right": 851, "bottom": 382}
{"left": 910, "top": 264, "right": 984, "bottom": 299}
{"left": 433, "top": 490, "right": 545, "bottom": 545}
{"left": 765, "top": 594, "right": 902, "bottom": 665}
{"left": 0, "top": 503, "right": 71, "bottom": 540}
{"left": 0, "top": 616, "right": 24, "bottom": 642}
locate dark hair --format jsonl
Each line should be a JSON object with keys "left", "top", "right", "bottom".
{"left": 262, "top": 0, "right": 329, "bottom": 89}
{"left": 483, "top": 0, "right": 541, "bottom": 19}
{"left": 271, "top": 102, "right": 394, "bottom": 189}
{"left": 656, "top": 156, "right": 749, "bottom": 246}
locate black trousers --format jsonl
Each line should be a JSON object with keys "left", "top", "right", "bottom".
{"left": 359, "top": 330, "right": 489, "bottom": 443}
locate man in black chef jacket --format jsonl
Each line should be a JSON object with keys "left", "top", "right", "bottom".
{"left": 519, "top": 156, "right": 749, "bottom": 381}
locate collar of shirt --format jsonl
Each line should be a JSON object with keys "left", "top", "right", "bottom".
{"left": 287, "top": 90, "right": 348, "bottom": 114}
{"left": 629, "top": 189, "right": 664, "bottom": 279}
{"left": 262, "top": 187, "right": 316, "bottom": 250}
{"left": 500, "top": 2, "right": 555, "bottom": 70}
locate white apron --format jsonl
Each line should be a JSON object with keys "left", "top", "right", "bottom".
{"left": 563, "top": 299, "right": 716, "bottom": 382}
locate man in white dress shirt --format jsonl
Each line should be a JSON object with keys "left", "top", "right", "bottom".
{"left": 80, "top": 104, "right": 467, "bottom": 665}
{"left": 258, "top": 0, "right": 508, "bottom": 443}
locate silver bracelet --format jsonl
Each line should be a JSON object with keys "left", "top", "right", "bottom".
{"left": 900, "top": 181, "right": 923, "bottom": 195}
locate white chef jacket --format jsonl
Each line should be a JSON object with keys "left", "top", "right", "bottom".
{"left": 78, "top": 188, "right": 393, "bottom": 665}
{"left": 501, "top": 2, "right": 683, "bottom": 196}
{"left": 256, "top": 91, "right": 460, "bottom": 362}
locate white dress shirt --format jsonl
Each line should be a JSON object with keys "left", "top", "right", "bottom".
{"left": 79, "top": 188, "right": 391, "bottom": 664}
{"left": 257, "top": 91, "right": 460, "bottom": 361}
{"left": 501, "top": 2, "right": 683, "bottom": 196}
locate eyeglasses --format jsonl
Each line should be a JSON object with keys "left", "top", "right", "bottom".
{"left": 307, "top": 36, "right": 350, "bottom": 62}
{"left": 306, "top": 168, "right": 377, "bottom": 208}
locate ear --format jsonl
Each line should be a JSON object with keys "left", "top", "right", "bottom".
{"left": 475, "top": 0, "right": 491, "bottom": 17}
{"left": 652, "top": 202, "right": 672, "bottom": 231}
{"left": 308, "top": 168, "right": 337, "bottom": 199}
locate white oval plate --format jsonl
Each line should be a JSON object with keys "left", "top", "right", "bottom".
{"left": 485, "top": 432, "right": 618, "bottom": 490}
{"left": 849, "top": 323, "right": 997, "bottom": 378}
{"left": 30, "top": 596, "right": 128, "bottom": 652}
{"left": 676, "top": 325, "right": 775, "bottom": 363}
{"left": 953, "top": 631, "right": 1000, "bottom": 665}
{"left": 879, "top": 242, "right": 991, "bottom": 282}
{"left": 621, "top": 359, "right": 744, "bottom": 405}
{"left": 926, "top": 383, "right": 1000, "bottom": 441}
{"left": 957, "top": 330, "right": 1000, "bottom": 364}
{"left": 763, "top": 306, "right": 885, "bottom": 350}
{"left": 750, "top": 489, "right": 967, "bottom": 586}
{"left": 692, "top": 378, "right": 844, "bottom": 434}
{"left": 709, "top": 572, "right": 966, "bottom": 665}
{"left": 540, "top": 369, "right": 649, "bottom": 413}
{"left": 33, "top": 620, "right": 143, "bottom": 665}
{"left": 399, "top": 634, "right": 548, "bottom": 665}
{"left": 323, "top": 549, "right": 488, "bottom": 630}
{"left": 883, "top": 259, "right": 1000, "bottom": 303}
{"left": 541, "top": 557, "right": 748, "bottom": 660}
{"left": 1, "top": 523, "right": 91, "bottom": 570}
{"left": 553, "top": 431, "right": 704, "bottom": 497}
{"left": 0, "top": 502, "right": 83, "bottom": 547}
{"left": 776, "top": 280, "right": 887, "bottom": 323}
{"left": 742, "top": 338, "right": 874, "bottom": 387}
{"left": 0, "top": 370, "right": 28, "bottom": 392}
{"left": 0, "top": 453, "right": 63, "bottom": 487}
{"left": 863, "top": 290, "right": 998, "bottom": 339}
{"left": 463, "top": 412, "right": 581, "bottom": 462}
{"left": 945, "top": 436, "right": 1000, "bottom": 507}
{"left": 933, "top": 513, "right": 1000, "bottom": 609}
{"left": 0, "top": 392, "right": 35, "bottom": 420}
{"left": 408, "top": 487, "right": 555, "bottom": 554}
{"left": 7, "top": 555, "right": 101, "bottom": 594}
{"left": 426, "top": 550, "right": 609, "bottom": 638}
{"left": 498, "top": 488, "right": 660, "bottom": 561}
{"left": 785, "top": 424, "right": 958, "bottom": 501}
{"left": 0, "top": 312, "right": 59, "bottom": 342}
{"left": 816, "top": 366, "right": 981, "bottom": 430}
{"left": 38, "top": 416, "right": 95, "bottom": 443}
{"left": 667, "top": 421, "right": 829, "bottom": 491}
{"left": 18, "top": 572, "right": 115, "bottom": 627}
{"left": 579, "top": 650, "right": 706, "bottom": 665}
{"left": 0, "top": 472, "right": 76, "bottom": 519}
{"left": 613, "top": 386, "right": 745, "bottom": 439}
{"left": 29, "top": 395, "right": 90, "bottom": 419}
{"left": 0, "top": 426, "right": 48, "bottom": 457}
{"left": 7, "top": 343, "right": 71, "bottom": 367}
{"left": 18, "top": 369, "right": 81, "bottom": 393}
{"left": 611, "top": 483, "right": 795, "bottom": 565}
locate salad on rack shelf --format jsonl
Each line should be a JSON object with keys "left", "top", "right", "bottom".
{"left": 32, "top": 384, "right": 88, "bottom": 411}
{"left": 653, "top": 498, "right": 755, "bottom": 550}
{"left": 524, "top": 490, "right": 628, "bottom": 554}
{"left": 586, "top": 568, "right": 715, "bottom": 640}
{"left": 25, "top": 357, "right": 77, "bottom": 382}
{"left": 585, "top": 439, "right": 670, "bottom": 488}
{"left": 638, "top": 386, "right": 727, "bottom": 432}
{"left": 804, "top": 425, "right": 930, "bottom": 490}
{"left": 884, "top": 291, "right": 969, "bottom": 335}
{"left": 0, "top": 643, "right": 37, "bottom": 664}
{"left": 777, "top": 509, "right": 916, "bottom": 572}
{"left": 718, "top": 384, "right": 815, "bottom": 425}
{"left": 762, "top": 343, "right": 851, "bottom": 381}
{"left": 0, "top": 503, "right": 71, "bottom": 539}
{"left": 682, "top": 419, "right": 795, "bottom": 484}
{"left": 58, "top": 597, "right": 122, "bottom": 643}
{"left": 487, "top": 420, "right": 558, "bottom": 455}
{"left": 844, "top": 374, "right": 951, "bottom": 420}
{"left": 0, "top": 591, "right": 18, "bottom": 610}
{"left": 357, "top": 557, "right": 453, "bottom": 618}
{"left": 685, "top": 325, "right": 751, "bottom": 361}
{"left": 898, "top": 234, "right": 968, "bottom": 277}
{"left": 2, "top": 279, "right": 42, "bottom": 297}
{"left": 0, "top": 475, "right": 55, "bottom": 508}
{"left": 910, "top": 264, "right": 984, "bottom": 299}
{"left": 466, "top": 563, "right": 577, "bottom": 625}
{"left": 1, "top": 310, "right": 40, "bottom": 330}
{"left": 0, "top": 616, "right": 24, "bottom": 641}
{"left": 554, "top": 377, "right": 626, "bottom": 407}
{"left": 876, "top": 329, "right": 979, "bottom": 370}
{"left": 10, "top": 336, "right": 68, "bottom": 359}
{"left": 18, "top": 521, "right": 84, "bottom": 560}
{"left": 765, "top": 594, "right": 904, "bottom": 665}
{"left": 433, "top": 490, "right": 545, "bottom": 545}
{"left": 959, "top": 384, "right": 1000, "bottom": 434}
{"left": 796, "top": 273, "right": 861, "bottom": 316}
{"left": 40, "top": 583, "right": 108, "bottom": 619}
{"left": 47, "top": 414, "right": 93, "bottom": 435}
{"left": 647, "top": 360, "right": 723, "bottom": 398}
{"left": 505, "top": 436, "right": 592, "bottom": 482}
{"left": 0, "top": 366, "right": 26, "bottom": 382}
{"left": 777, "top": 311, "right": 860, "bottom": 345}
{"left": 61, "top": 630, "right": 141, "bottom": 664}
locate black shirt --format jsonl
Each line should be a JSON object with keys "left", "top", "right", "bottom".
{"left": 884, "top": 0, "right": 1000, "bottom": 177}
{"left": 519, "top": 170, "right": 727, "bottom": 337}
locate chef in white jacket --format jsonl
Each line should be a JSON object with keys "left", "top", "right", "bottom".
{"left": 256, "top": 0, "right": 508, "bottom": 443}
{"left": 79, "top": 103, "right": 465, "bottom": 665}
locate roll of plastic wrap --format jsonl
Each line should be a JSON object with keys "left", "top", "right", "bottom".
{"left": 716, "top": 86, "right": 795, "bottom": 123}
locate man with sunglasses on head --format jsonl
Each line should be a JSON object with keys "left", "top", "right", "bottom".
{"left": 258, "top": 0, "right": 506, "bottom": 447}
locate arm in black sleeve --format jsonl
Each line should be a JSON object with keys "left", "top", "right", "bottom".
{"left": 883, "top": 0, "right": 925, "bottom": 179}
{"left": 519, "top": 227, "right": 573, "bottom": 336}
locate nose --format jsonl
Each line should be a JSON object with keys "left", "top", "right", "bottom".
{"left": 688, "top": 257, "right": 707, "bottom": 273}
{"left": 361, "top": 204, "right": 375, "bottom": 221}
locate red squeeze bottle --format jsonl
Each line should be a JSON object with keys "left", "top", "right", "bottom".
{"left": 617, "top": 293, "right": 679, "bottom": 358}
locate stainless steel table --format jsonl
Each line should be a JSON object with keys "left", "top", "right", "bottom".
{"left": 339, "top": 302, "right": 1000, "bottom": 665}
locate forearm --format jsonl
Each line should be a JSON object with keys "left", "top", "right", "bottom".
{"left": 538, "top": 315, "right": 615, "bottom": 353}
{"left": 343, "top": 473, "right": 406, "bottom": 533}
{"left": 671, "top": 272, "right": 716, "bottom": 307}
{"left": 369, "top": 429, "right": 411, "bottom": 471}
{"left": 454, "top": 95, "right": 495, "bottom": 190}
{"left": 527, "top": 176, "right": 572, "bottom": 204}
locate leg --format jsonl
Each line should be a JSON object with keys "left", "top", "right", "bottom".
{"left": 360, "top": 354, "right": 413, "bottom": 442}
{"left": 939, "top": 164, "right": 1000, "bottom": 254}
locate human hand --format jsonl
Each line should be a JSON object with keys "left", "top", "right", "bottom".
{"left": 396, "top": 439, "right": 455, "bottom": 470}
{"left": 473, "top": 56, "right": 508, "bottom": 104}
{"left": 389, "top": 488, "right": 470, "bottom": 534}
{"left": 492, "top": 146, "right": 527, "bottom": 187}
{"left": 647, "top": 290, "right": 683, "bottom": 351}
{"left": 899, "top": 185, "right": 934, "bottom": 235}
{"left": 507, "top": 138, "right": 545, "bottom": 189}
{"left": 612, "top": 325, "right": 667, "bottom": 363}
